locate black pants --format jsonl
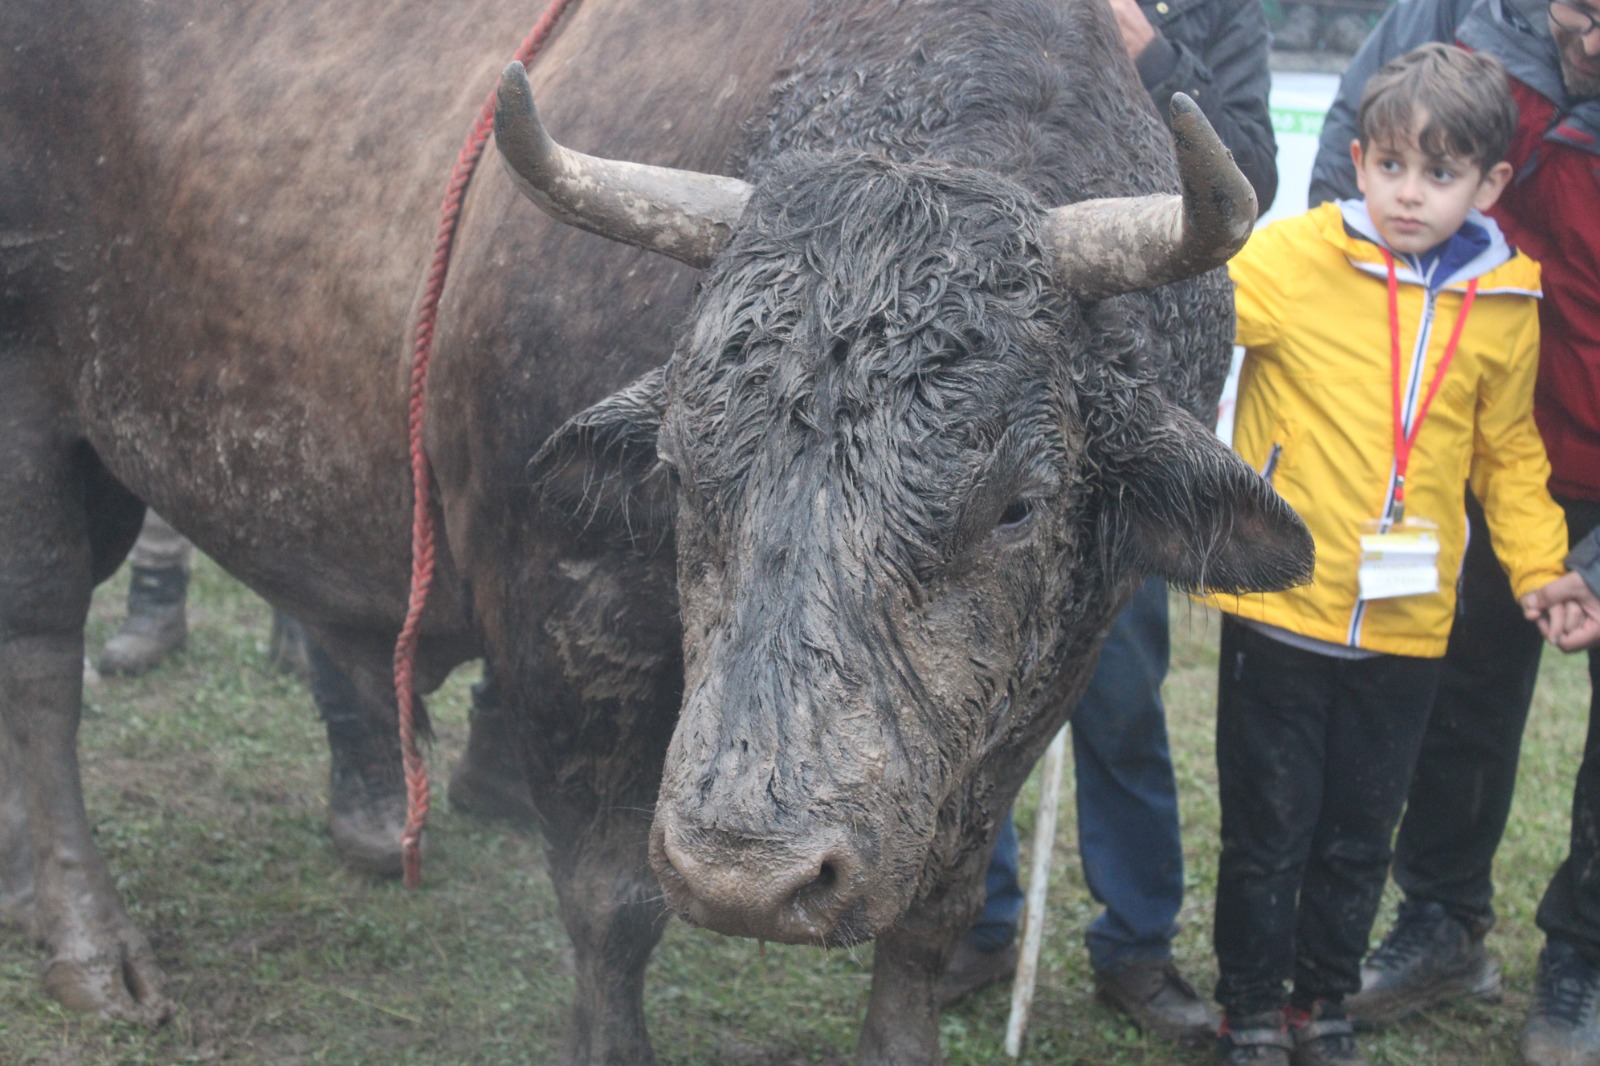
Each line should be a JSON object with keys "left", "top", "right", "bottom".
{"left": 1214, "top": 619, "right": 1440, "bottom": 1016}
{"left": 1393, "top": 493, "right": 1600, "bottom": 961}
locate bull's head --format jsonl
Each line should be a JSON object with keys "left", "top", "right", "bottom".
{"left": 497, "top": 63, "right": 1312, "bottom": 946}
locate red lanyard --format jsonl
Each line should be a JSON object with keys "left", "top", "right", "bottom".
{"left": 1383, "top": 249, "right": 1477, "bottom": 522}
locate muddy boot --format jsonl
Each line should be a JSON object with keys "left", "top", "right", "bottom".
{"left": 267, "top": 610, "right": 312, "bottom": 683}
{"left": 309, "top": 642, "right": 408, "bottom": 879}
{"left": 98, "top": 564, "right": 188, "bottom": 676}
{"left": 448, "top": 668, "right": 539, "bottom": 829}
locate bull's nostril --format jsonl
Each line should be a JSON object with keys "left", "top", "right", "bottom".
{"left": 814, "top": 861, "right": 837, "bottom": 890}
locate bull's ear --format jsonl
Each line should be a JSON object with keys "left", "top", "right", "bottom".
{"left": 528, "top": 365, "right": 674, "bottom": 548}
{"left": 1095, "top": 399, "right": 1313, "bottom": 593}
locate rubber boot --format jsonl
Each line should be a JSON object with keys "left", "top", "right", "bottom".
{"left": 448, "top": 667, "right": 539, "bottom": 829}
{"left": 98, "top": 564, "right": 188, "bottom": 676}
{"left": 267, "top": 610, "right": 312, "bottom": 683}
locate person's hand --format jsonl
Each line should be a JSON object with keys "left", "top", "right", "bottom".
{"left": 1522, "top": 572, "right": 1600, "bottom": 652}
{"left": 1106, "top": 0, "right": 1157, "bottom": 60}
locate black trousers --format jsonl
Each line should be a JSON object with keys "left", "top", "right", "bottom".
{"left": 1393, "top": 493, "right": 1600, "bottom": 961}
{"left": 1214, "top": 619, "right": 1440, "bottom": 1016}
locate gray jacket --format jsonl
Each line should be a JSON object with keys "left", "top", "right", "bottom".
{"left": 1572, "top": 528, "right": 1600, "bottom": 597}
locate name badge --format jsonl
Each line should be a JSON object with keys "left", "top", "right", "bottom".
{"left": 1357, "top": 518, "right": 1440, "bottom": 601}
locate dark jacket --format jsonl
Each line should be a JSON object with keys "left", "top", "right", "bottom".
{"left": 1135, "top": 0, "right": 1278, "bottom": 213}
{"left": 1308, "top": 0, "right": 1600, "bottom": 502}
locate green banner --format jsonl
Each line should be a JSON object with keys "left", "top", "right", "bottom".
{"left": 1272, "top": 108, "right": 1325, "bottom": 137}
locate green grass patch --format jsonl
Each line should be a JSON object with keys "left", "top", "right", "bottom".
{"left": 0, "top": 564, "right": 1588, "bottom": 1063}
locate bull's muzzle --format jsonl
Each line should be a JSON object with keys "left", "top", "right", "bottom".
{"left": 649, "top": 808, "right": 876, "bottom": 946}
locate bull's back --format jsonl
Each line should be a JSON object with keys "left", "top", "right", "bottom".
{"left": 1, "top": 0, "right": 805, "bottom": 633}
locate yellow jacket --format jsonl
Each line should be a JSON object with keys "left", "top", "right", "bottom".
{"left": 1211, "top": 200, "right": 1567, "bottom": 658}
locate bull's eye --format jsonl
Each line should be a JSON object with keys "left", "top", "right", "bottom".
{"left": 996, "top": 499, "right": 1034, "bottom": 531}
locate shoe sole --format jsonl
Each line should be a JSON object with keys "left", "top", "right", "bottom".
{"left": 1348, "top": 957, "right": 1502, "bottom": 1030}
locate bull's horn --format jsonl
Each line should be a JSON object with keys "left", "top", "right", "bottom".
{"left": 493, "top": 61, "right": 752, "bottom": 268}
{"left": 1044, "top": 94, "right": 1255, "bottom": 300}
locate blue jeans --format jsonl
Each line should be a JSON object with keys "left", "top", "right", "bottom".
{"left": 972, "top": 577, "right": 1182, "bottom": 973}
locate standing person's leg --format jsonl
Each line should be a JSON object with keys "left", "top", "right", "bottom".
{"left": 1073, "top": 576, "right": 1215, "bottom": 1041}
{"left": 1523, "top": 499, "right": 1600, "bottom": 1065}
{"left": 1350, "top": 492, "right": 1536, "bottom": 1023}
{"left": 99, "top": 510, "right": 193, "bottom": 676}
{"left": 1213, "top": 620, "right": 1333, "bottom": 1065}
{"left": 1289, "top": 652, "right": 1439, "bottom": 1065}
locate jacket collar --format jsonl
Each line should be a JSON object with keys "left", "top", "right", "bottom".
{"left": 1333, "top": 199, "right": 1518, "bottom": 291}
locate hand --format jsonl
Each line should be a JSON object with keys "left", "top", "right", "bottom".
{"left": 1105, "top": 0, "right": 1157, "bottom": 60}
{"left": 1522, "top": 572, "right": 1600, "bottom": 652}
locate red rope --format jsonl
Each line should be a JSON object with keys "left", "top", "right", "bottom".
{"left": 395, "top": 0, "right": 579, "bottom": 888}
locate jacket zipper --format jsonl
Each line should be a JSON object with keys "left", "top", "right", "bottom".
{"left": 1348, "top": 283, "right": 1437, "bottom": 646}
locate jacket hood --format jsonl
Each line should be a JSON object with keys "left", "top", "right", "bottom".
{"left": 1333, "top": 198, "right": 1538, "bottom": 295}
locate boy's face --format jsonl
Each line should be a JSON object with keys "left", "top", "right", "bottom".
{"left": 1350, "top": 114, "right": 1513, "bottom": 256}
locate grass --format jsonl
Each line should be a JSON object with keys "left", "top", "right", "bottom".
{"left": 0, "top": 558, "right": 1590, "bottom": 1064}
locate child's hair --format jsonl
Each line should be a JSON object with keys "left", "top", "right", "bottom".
{"left": 1357, "top": 42, "right": 1516, "bottom": 170}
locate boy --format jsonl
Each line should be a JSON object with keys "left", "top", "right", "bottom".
{"left": 1209, "top": 43, "right": 1570, "bottom": 1066}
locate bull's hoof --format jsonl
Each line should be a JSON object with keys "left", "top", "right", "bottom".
{"left": 328, "top": 802, "right": 407, "bottom": 879}
{"left": 42, "top": 943, "right": 174, "bottom": 1026}
{"left": 447, "top": 756, "right": 540, "bottom": 831}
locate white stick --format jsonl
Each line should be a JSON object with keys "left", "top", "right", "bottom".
{"left": 1005, "top": 724, "right": 1069, "bottom": 1058}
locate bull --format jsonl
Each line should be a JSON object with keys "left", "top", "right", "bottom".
{"left": 0, "top": 0, "right": 1312, "bottom": 1062}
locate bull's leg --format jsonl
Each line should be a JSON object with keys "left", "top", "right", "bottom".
{"left": 498, "top": 552, "right": 682, "bottom": 1066}
{"left": 0, "top": 721, "right": 34, "bottom": 929}
{"left": 0, "top": 382, "right": 171, "bottom": 1022}
{"left": 857, "top": 839, "right": 993, "bottom": 1066}
{"left": 303, "top": 640, "right": 409, "bottom": 878}
{"left": 543, "top": 815, "right": 668, "bottom": 1066}
{"left": 859, "top": 926, "right": 949, "bottom": 1064}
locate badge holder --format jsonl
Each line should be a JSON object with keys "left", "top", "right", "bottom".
{"left": 1357, "top": 514, "right": 1440, "bottom": 601}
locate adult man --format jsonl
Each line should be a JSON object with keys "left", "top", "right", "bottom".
{"left": 1310, "top": 1, "right": 1600, "bottom": 1060}
{"left": 938, "top": 0, "right": 1277, "bottom": 1042}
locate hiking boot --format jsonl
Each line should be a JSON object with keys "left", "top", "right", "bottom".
{"left": 937, "top": 938, "right": 1018, "bottom": 1008}
{"left": 99, "top": 564, "right": 188, "bottom": 676}
{"left": 1345, "top": 900, "right": 1501, "bottom": 1027}
{"left": 1217, "top": 1011, "right": 1292, "bottom": 1065}
{"left": 1287, "top": 1001, "right": 1369, "bottom": 1066}
{"left": 1522, "top": 939, "right": 1600, "bottom": 1066}
{"left": 1096, "top": 957, "right": 1220, "bottom": 1044}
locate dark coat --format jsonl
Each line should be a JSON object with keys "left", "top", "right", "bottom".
{"left": 1135, "top": 0, "right": 1279, "bottom": 212}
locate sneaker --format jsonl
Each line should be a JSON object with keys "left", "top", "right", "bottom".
{"left": 937, "top": 939, "right": 1017, "bottom": 1008}
{"left": 1345, "top": 900, "right": 1501, "bottom": 1027}
{"left": 1522, "top": 939, "right": 1600, "bottom": 1066}
{"left": 1287, "top": 1001, "right": 1369, "bottom": 1066}
{"left": 1217, "top": 1011, "right": 1293, "bottom": 1065}
{"left": 1096, "top": 957, "right": 1220, "bottom": 1044}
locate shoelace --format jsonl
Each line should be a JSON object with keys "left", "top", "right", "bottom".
{"left": 1539, "top": 952, "right": 1600, "bottom": 1026}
